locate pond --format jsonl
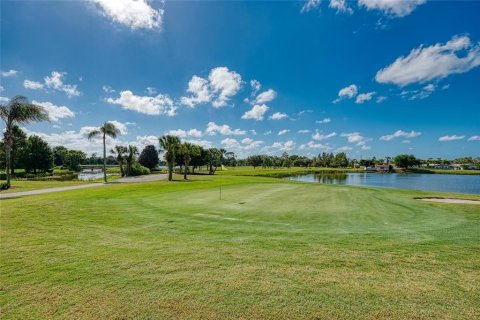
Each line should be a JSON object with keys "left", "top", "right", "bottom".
{"left": 286, "top": 172, "right": 480, "bottom": 194}
{"left": 77, "top": 172, "right": 117, "bottom": 181}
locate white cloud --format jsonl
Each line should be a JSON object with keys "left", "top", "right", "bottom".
{"left": 355, "top": 92, "right": 376, "bottom": 104}
{"left": 468, "top": 136, "right": 480, "bottom": 141}
{"left": 146, "top": 87, "right": 157, "bottom": 95}
{"left": 269, "top": 112, "right": 288, "bottom": 120}
{"left": 341, "top": 132, "right": 366, "bottom": 145}
{"left": 1, "top": 69, "right": 18, "bottom": 77}
{"left": 209, "top": 67, "right": 242, "bottom": 107}
{"left": 312, "top": 131, "right": 337, "bottom": 141}
{"left": 264, "top": 130, "right": 272, "bottom": 135}
{"left": 23, "top": 80, "right": 44, "bottom": 90}
{"left": 180, "top": 67, "right": 242, "bottom": 108}
{"left": 222, "top": 137, "right": 264, "bottom": 153}
{"left": 301, "top": 0, "right": 321, "bottom": 13}
{"left": 278, "top": 129, "right": 290, "bottom": 136}
{"left": 250, "top": 79, "right": 261, "bottom": 96}
{"left": 136, "top": 135, "right": 158, "bottom": 146}
{"left": 32, "top": 100, "right": 75, "bottom": 122}
{"left": 329, "top": 0, "right": 353, "bottom": 14}
{"left": 380, "top": 130, "right": 422, "bottom": 141}
{"left": 298, "top": 129, "right": 311, "bottom": 134}
{"left": 255, "top": 89, "right": 277, "bottom": 104}
{"left": 358, "top": 0, "right": 426, "bottom": 17}
{"left": 333, "top": 84, "right": 358, "bottom": 103}
{"left": 409, "top": 84, "right": 436, "bottom": 100}
{"left": 186, "top": 139, "right": 213, "bottom": 149}
{"left": 316, "top": 118, "right": 331, "bottom": 124}
{"left": 438, "top": 135, "right": 465, "bottom": 142}
{"left": 376, "top": 35, "right": 480, "bottom": 86}
{"left": 107, "top": 90, "right": 176, "bottom": 116}
{"left": 24, "top": 71, "right": 80, "bottom": 97}
{"left": 92, "top": 0, "right": 164, "bottom": 30}
{"left": 0, "top": 96, "right": 10, "bottom": 103}
{"left": 299, "top": 141, "right": 331, "bottom": 150}
{"left": 272, "top": 140, "right": 296, "bottom": 151}
{"left": 242, "top": 104, "right": 269, "bottom": 121}
{"left": 0, "top": 85, "right": 4, "bottom": 92}
{"left": 181, "top": 76, "right": 212, "bottom": 107}
{"left": 166, "top": 128, "right": 203, "bottom": 138}
{"left": 206, "top": 122, "right": 246, "bottom": 136}
{"left": 44, "top": 71, "right": 80, "bottom": 97}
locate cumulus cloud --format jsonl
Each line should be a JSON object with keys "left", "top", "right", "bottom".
{"left": 250, "top": 79, "right": 261, "bottom": 96}
{"left": 358, "top": 0, "right": 426, "bottom": 17}
{"left": 438, "top": 135, "right": 465, "bottom": 141}
{"left": 107, "top": 90, "right": 176, "bottom": 116}
{"left": 380, "top": 130, "right": 421, "bottom": 141}
{"left": 299, "top": 141, "right": 331, "bottom": 150}
{"left": 242, "top": 104, "right": 269, "bottom": 121}
{"left": 102, "top": 85, "right": 115, "bottom": 93}
{"left": 107, "top": 120, "right": 134, "bottom": 135}
{"left": 272, "top": 140, "right": 296, "bottom": 151}
{"left": 24, "top": 71, "right": 80, "bottom": 97}
{"left": 181, "top": 67, "right": 242, "bottom": 108}
{"left": 278, "top": 129, "right": 290, "bottom": 136}
{"left": 333, "top": 84, "right": 358, "bottom": 103}
{"left": 136, "top": 135, "right": 158, "bottom": 146}
{"left": 376, "top": 35, "right": 480, "bottom": 86}
{"left": 23, "top": 80, "right": 44, "bottom": 90}
{"left": 468, "top": 136, "right": 480, "bottom": 141}
{"left": 312, "top": 131, "right": 337, "bottom": 141}
{"left": 32, "top": 100, "right": 75, "bottom": 122}
{"left": 206, "top": 122, "right": 246, "bottom": 136}
{"left": 166, "top": 128, "right": 203, "bottom": 138}
{"left": 298, "top": 129, "right": 311, "bottom": 134}
{"left": 408, "top": 84, "right": 436, "bottom": 100}
{"left": 221, "top": 137, "right": 264, "bottom": 154}
{"left": 336, "top": 146, "right": 353, "bottom": 152}
{"left": 254, "top": 89, "right": 277, "bottom": 104}
{"left": 340, "top": 132, "right": 370, "bottom": 149}
{"left": 355, "top": 92, "right": 376, "bottom": 104}
{"left": 269, "top": 112, "right": 288, "bottom": 120}
{"left": 92, "top": 0, "right": 164, "bottom": 30}
{"left": 1, "top": 69, "right": 18, "bottom": 77}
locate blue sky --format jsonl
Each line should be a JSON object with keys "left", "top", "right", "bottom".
{"left": 1, "top": 0, "right": 479, "bottom": 159}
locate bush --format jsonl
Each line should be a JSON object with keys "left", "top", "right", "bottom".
{"left": 129, "top": 162, "right": 150, "bottom": 176}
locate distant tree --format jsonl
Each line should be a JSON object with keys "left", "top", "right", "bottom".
{"left": 394, "top": 154, "right": 420, "bottom": 169}
{"left": 22, "top": 135, "right": 53, "bottom": 173}
{"left": 0, "top": 96, "right": 49, "bottom": 188}
{"left": 111, "top": 145, "right": 128, "bottom": 177}
{"left": 159, "top": 134, "right": 181, "bottom": 181}
{"left": 334, "top": 152, "right": 348, "bottom": 168}
{"left": 8, "top": 125, "right": 27, "bottom": 175}
{"left": 65, "top": 150, "right": 86, "bottom": 171}
{"left": 206, "top": 148, "right": 222, "bottom": 175}
{"left": 53, "top": 146, "right": 69, "bottom": 167}
{"left": 246, "top": 155, "right": 262, "bottom": 169}
{"left": 87, "top": 122, "right": 121, "bottom": 183}
{"left": 179, "top": 142, "right": 201, "bottom": 180}
{"left": 138, "top": 145, "right": 159, "bottom": 170}
{"left": 190, "top": 146, "right": 207, "bottom": 173}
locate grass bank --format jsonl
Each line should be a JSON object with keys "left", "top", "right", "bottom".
{"left": 1, "top": 174, "right": 479, "bottom": 319}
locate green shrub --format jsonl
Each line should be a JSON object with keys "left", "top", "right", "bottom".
{"left": 129, "top": 162, "right": 150, "bottom": 176}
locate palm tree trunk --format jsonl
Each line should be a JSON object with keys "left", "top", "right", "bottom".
{"left": 103, "top": 134, "right": 107, "bottom": 183}
{"left": 168, "top": 163, "right": 173, "bottom": 181}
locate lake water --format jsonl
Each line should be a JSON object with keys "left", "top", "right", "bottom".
{"left": 77, "top": 172, "right": 116, "bottom": 181}
{"left": 287, "top": 172, "right": 480, "bottom": 194}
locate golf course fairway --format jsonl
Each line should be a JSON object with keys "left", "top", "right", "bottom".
{"left": 1, "top": 174, "right": 479, "bottom": 319}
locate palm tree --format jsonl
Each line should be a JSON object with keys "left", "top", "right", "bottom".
{"left": 111, "top": 145, "right": 127, "bottom": 177}
{"left": 159, "top": 134, "right": 181, "bottom": 181}
{"left": 87, "top": 122, "right": 121, "bottom": 183}
{"left": 125, "top": 145, "right": 138, "bottom": 176}
{"left": 0, "top": 96, "right": 48, "bottom": 189}
{"left": 179, "top": 142, "right": 200, "bottom": 180}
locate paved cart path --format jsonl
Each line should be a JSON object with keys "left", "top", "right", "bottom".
{"left": 0, "top": 174, "right": 168, "bottom": 199}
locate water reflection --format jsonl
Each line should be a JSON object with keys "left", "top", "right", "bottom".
{"left": 287, "top": 172, "right": 480, "bottom": 194}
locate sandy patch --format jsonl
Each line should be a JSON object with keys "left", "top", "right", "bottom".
{"left": 417, "top": 198, "right": 480, "bottom": 205}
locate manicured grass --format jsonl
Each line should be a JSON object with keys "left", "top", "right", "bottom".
{"left": 1, "top": 174, "right": 479, "bottom": 319}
